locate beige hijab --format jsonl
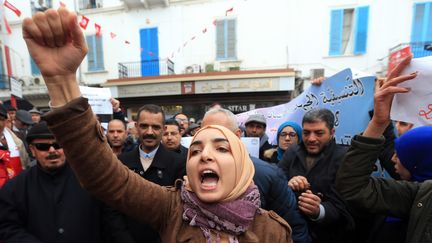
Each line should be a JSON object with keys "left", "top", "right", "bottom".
{"left": 184, "top": 125, "right": 255, "bottom": 202}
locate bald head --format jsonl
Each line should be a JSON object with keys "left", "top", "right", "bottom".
{"left": 201, "top": 108, "right": 242, "bottom": 137}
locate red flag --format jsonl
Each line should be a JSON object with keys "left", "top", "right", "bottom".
{"left": 3, "top": 16, "right": 12, "bottom": 35}
{"left": 225, "top": 7, "right": 233, "bottom": 16}
{"left": 94, "top": 23, "right": 101, "bottom": 37}
{"left": 213, "top": 19, "right": 217, "bottom": 26}
{"left": 79, "top": 15, "right": 89, "bottom": 30}
{"left": 202, "top": 28, "right": 207, "bottom": 33}
{"left": 110, "top": 32, "right": 117, "bottom": 38}
{"left": 125, "top": 40, "right": 130, "bottom": 44}
{"left": 3, "top": 0, "right": 21, "bottom": 17}
{"left": 59, "top": 1, "right": 66, "bottom": 7}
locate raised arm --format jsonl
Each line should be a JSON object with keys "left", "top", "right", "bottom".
{"left": 23, "top": 8, "right": 172, "bottom": 230}
{"left": 336, "top": 55, "right": 420, "bottom": 217}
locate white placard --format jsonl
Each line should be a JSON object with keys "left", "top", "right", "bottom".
{"left": 390, "top": 56, "right": 432, "bottom": 127}
{"left": 180, "top": 137, "right": 260, "bottom": 158}
{"left": 10, "top": 77, "right": 22, "bottom": 98}
{"left": 80, "top": 86, "right": 112, "bottom": 115}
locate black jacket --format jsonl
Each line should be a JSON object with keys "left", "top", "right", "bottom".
{"left": 117, "top": 144, "right": 186, "bottom": 243}
{"left": 0, "top": 163, "right": 117, "bottom": 243}
{"left": 278, "top": 140, "right": 354, "bottom": 243}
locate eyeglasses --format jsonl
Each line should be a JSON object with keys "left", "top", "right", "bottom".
{"left": 279, "top": 132, "right": 297, "bottom": 138}
{"left": 32, "top": 143, "right": 62, "bottom": 151}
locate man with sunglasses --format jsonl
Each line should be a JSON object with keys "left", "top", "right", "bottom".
{"left": 0, "top": 121, "right": 126, "bottom": 242}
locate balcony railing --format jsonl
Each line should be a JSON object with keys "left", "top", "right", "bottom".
{"left": 118, "top": 59, "right": 175, "bottom": 78}
{"left": 390, "top": 41, "right": 432, "bottom": 58}
{"left": 0, "top": 74, "right": 11, "bottom": 90}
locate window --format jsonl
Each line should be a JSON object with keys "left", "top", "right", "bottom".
{"left": 329, "top": 6, "right": 369, "bottom": 56}
{"left": 411, "top": 2, "right": 432, "bottom": 57}
{"left": 79, "top": 0, "right": 102, "bottom": 10}
{"left": 86, "top": 35, "right": 105, "bottom": 72}
{"left": 30, "top": 57, "right": 41, "bottom": 75}
{"left": 216, "top": 19, "right": 237, "bottom": 60}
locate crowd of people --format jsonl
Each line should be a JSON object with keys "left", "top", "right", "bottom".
{"left": 0, "top": 8, "right": 431, "bottom": 243}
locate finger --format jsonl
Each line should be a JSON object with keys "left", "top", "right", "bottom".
{"left": 22, "top": 17, "right": 45, "bottom": 46}
{"left": 33, "top": 12, "right": 55, "bottom": 47}
{"left": 382, "top": 73, "right": 417, "bottom": 90}
{"left": 298, "top": 205, "right": 313, "bottom": 215}
{"left": 300, "top": 192, "right": 321, "bottom": 204}
{"left": 67, "top": 11, "right": 87, "bottom": 52}
{"left": 58, "top": 7, "right": 71, "bottom": 41}
{"left": 298, "top": 201, "right": 317, "bottom": 214}
{"left": 387, "top": 55, "right": 413, "bottom": 80}
{"left": 46, "top": 9, "right": 65, "bottom": 47}
{"left": 378, "top": 86, "right": 411, "bottom": 97}
{"left": 298, "top": 176, "right": 310, "bottom": 187}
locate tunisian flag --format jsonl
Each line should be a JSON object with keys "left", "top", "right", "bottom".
{"left": 79, "top": 15, "right": 90, "bottom": 30}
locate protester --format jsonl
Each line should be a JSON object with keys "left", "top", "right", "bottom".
{"left": 243, "top": 114, "right": 273, "bottom": 161}
{"left": 394, "top": 120, "right": 414, "bottom": 137}
{"left": 334, "top": 55, "right": 432, "bottom": 243}
{"left": 29, "top": 108, "right": 42, "bottom": 123}
{"left": 107, "top": 119, "right": 135, "bottom": 156}
{"left": 118, "top": 104, "right": 186, "bottom": 242}
{"left": 187, "top": 123, "right": 200, "bottom": 136}
{"left": 173, "top": 113, "right": 189, "bottom": 136}
{"left": 0, "top": 121, "right": 125, "bottom": 242}
{"left": 278, "top": 108, "right": 354, "bottom": 243}
{"left": 202, "top": 107, "right": 309, "bottom": 243}
{"left": 162, "top": 118, "right": 188, "bottom": 160}
{"left": 0, "top": 105, "right": 29, "bottom": 174}
{"left": 23, "top": 8, "right": 292, "bottom": 242}
{"left": 263, "top": 121, "right": 302, "bottom": 164}
{"left": 126, "top": 121, "right": 139, "bottom": 144}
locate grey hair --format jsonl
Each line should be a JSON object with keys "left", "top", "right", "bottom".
{"left": 203, "top": 108, "right": 239, "bottom": 132}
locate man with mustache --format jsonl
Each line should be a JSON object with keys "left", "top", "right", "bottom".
{"left": 118, "top": 104, "right": 186, "bottom": 243}
{"left": 278, "top": 108, "right": 354, "bottom": 243}
{"left": 0, "top": 121, "right": 124, "bottom": 242}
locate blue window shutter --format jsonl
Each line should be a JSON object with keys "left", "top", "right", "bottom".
{"left": 411, "top": 3, "right": 426, "bottom": 43}
{"left": 139, "top": 27, "right": 159, "bottom": 76}
{"left": 30, "top": 57, "right": 41, "bottom": 75}
{"left": 216, "top": 20, "right": 226, "bottom": 59}
{"left": 226, "top": 19, "right": 236, "bottom": 59}
{"left": 86, "top": 35, "right": 104, "bottom": 71}
{"left": 329, "top": 9, "right": 344, "bottom": 56}
{"left": 354, "top": 6, "right": 369, "bottom": 55}
{"left": 425, "top": 3, "right": 432, "bottom": 42}
{"left": 95, "top": 36, "right": 104, "bottom": 70}
{"left": 87, "top": 35, "right": 96, "bottom": 71}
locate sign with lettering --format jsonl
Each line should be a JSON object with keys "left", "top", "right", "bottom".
{"left": 236, "top": 69, "right": 376, "bottom": 145}
{"left": 195, "top": 77, "right": 294, "bottom": 94}
{"left": 391, "top": 56, "right": 432, "bottom": 127}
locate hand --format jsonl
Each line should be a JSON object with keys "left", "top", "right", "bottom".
{"left": 364, "top": 55, "right": 417, "bottom": 138}
{"left": 310, "top": 77, "right": 325, "bottom": 86}
{"left": 110, "top": 98, "right": 121, "bottom": 112}
{"left": 22, "top": 8, "right": 87, "bottom": 79}
{"left": 298, "top": 190, "right": 321, "bottom": 218}
{"left": 22, "top": 8, "right": 87, "bottom": 106}
{"left": 288, "top": 175, "right": 310, "bottom": 192}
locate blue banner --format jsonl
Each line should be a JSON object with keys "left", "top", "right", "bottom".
{"left": 237, "top": 68, "right": 376, "bottom": 145}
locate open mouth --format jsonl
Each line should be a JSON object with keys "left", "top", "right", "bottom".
{"left": 200, "top": 169, "right": 219, "bottom": 190}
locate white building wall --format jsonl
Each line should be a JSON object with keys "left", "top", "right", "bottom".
{"left": 0, "top": 0, "right": 427, "bottom": 86}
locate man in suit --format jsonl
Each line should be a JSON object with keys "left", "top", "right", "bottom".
{"left": 118, "top": 104, "right": 186, "bottom": 243}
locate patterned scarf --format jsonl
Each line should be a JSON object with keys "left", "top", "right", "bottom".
{"left": 181, "top": 184, "right": 261, "bottom": 243}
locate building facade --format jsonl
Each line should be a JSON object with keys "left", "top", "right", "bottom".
{"left": 0, "top": 0, "right": 431, "bottom": 116}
